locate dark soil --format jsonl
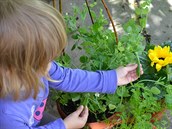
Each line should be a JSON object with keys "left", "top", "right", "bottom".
{"left": 57, "top": 100, "right": 115, "bottom": 123}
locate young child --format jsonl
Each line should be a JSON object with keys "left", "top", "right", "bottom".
{"left": 0, "top": 0, "right": 143, "bottom": 129}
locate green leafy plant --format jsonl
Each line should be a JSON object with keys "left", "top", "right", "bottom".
{"left": 52, "top": 1, "right": 172, "bottom": 128}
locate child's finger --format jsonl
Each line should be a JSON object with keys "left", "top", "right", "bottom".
{"left": 79, "top": 106, "right": 89, "bottom": 119}
{"left": 74, "top": 105, "right": 84, "bottom": 116}
{"left": 126, "top": 64, "right": 138, "bottom": 72}
{"left": 126, "top": 64, "right": 137, "bottom": 67}
{"left": 80, "top": 106, "right": 88, "bottom": 116}
{"left": 140, "top": 64, "right": 144, "bottom": 75}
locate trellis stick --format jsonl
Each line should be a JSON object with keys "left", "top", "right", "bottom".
{"left": 101, "top": 0, "right": 118, "bottom": 45}
{"left": 59, "top": 0, "right": 62, "bottom": 13}
{"left": 85, "top": 0, "right": 94, "bottom": 24}
{"left": 52, "top": 0, "right": 56, "bottom": 8}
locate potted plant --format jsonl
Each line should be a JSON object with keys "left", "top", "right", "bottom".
{"left": 51, "top": 1, "right": 172, "bottom": 128}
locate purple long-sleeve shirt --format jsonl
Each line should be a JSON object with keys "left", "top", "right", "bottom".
{"left": 0, "top": 61, "right": 117, "bottom": 129}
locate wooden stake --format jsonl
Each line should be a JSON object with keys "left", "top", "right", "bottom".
{"left": 59, "top": 0, "right": 62, "bottom": 13}
{"left": 85, "top": 0, "right": 94, "bottom": 24}
{"left": 52, "top": 0, "right": 56, "bottom": 8}
{"left": 101, "top": 0, "right": 118, "bottom": 45}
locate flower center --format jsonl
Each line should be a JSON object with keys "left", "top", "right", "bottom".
{"left": 159, "top": 57, "right": 165, "bottom": 60}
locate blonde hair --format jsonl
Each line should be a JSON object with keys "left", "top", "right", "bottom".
{"left": 0, "top": 0, "right": 67, "bottom": 100}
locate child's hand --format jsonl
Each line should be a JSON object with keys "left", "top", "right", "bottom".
{"left": 116, "top": 64, "right": 143, "bottom": 86}
{"left": 64, "top": 105, "right": 89, "bottom": 129}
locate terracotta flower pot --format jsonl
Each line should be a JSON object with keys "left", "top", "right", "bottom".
{"left": 87, "top": 109, "right": 166, "bottom": 129}
{"left": 87, "top": 112, "right": 122, "bottom": 129}
{"left": 56, "top": 101, "right": 67, "bottom": 119}
{"left": 150, "top": 109, "right": 166, "bottom": 123}
{"left": 56, "top": 101, "right": 122, "bottom": 128}
{"left": 56, "top": 101, "right": 166, "bottom": 129}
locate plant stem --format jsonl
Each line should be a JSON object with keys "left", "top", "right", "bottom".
{"left": 85, "top": 0, "right": 94, "bottom": 24}
{"left": 135, "top": 52, "right": 141, "bottom": 77}
{"left": 166, "top": 65, "right": 172, "bottom": 82}
{"left": 134, "top": 0, "right": 151, "bottom": 43}
{"left": 120, "top": 87, "right": 124, "bottom": 105}
{"left": 101, "top": 0, "right": 118, "bottom": 45}
{"left": 137, "top": 79, "right": 167, "bottom": 87}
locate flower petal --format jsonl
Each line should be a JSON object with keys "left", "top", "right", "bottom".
{"left": 156, "top": 63, "right": 162, "bottom": 71}
{"left": 151, "top": 62, "right": 154, "bottom": 67}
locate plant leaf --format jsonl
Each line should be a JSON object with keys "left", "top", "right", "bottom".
{"left": 151, "top": 87, "right": 161, "bottom": 95}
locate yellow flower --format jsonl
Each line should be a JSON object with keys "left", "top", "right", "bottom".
{"left": 156, "top": 64, "right": 162, "bottom": 72}
{"left": 148, "top": 45, "right": 172, "bottom": 71}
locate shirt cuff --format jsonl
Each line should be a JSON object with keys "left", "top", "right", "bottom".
{"left": 48, "top": 118, "right": 66, "bottom": 129}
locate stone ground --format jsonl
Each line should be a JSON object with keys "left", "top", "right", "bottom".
{"left": 45, "top": 0, "right": 172, "bottom": 128}
{"left": 50, "top": 0, "right": 172, "bottom": 43}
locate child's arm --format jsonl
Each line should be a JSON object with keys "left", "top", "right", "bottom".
{"left": 48, "top": 61, "right": 142, "bottom": 93}
{"left": 0, "top": 113, "right": 66, "bottom": 129}
{"left": 48, "top": 61, "right": 117, "bottom": 93}
{"left": 0, "top": 104, "right": 88, "bottom": 129}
